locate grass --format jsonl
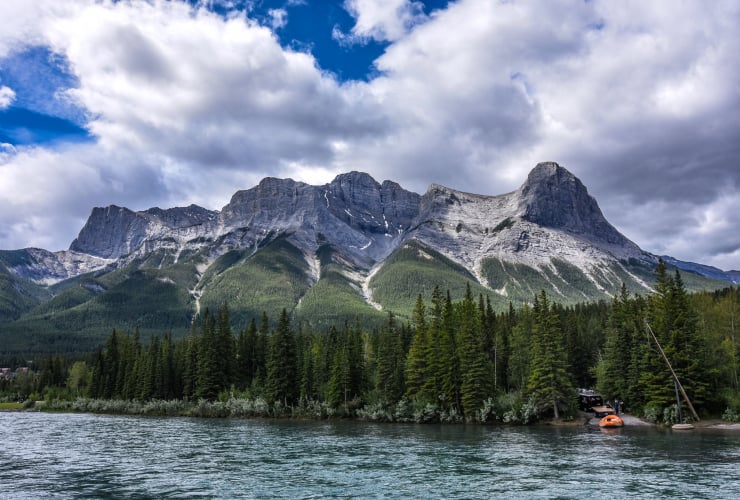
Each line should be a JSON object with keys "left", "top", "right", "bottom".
{"left": 0, "top": 402, "right": 23, "bottom": 410}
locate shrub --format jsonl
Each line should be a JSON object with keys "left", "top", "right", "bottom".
{"left": 394, "top": 397, "right": 414, "bottom": 422}
{"left": 722, "top": 407, "right": 740, "bottom": 422}
{"left": 414, "top": 403, "right": 440, "bottom": 424}
{"left": 356, "top": 401, "right": 392, "bottom": 422}
{"left": 478, "top": 397, "right": 497, "bottom": 424}
{"left": 643, "top": 403, "right": 661, "bottom": 424}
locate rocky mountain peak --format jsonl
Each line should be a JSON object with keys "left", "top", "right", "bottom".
{"left": 69, "top": 205, "right": 148, "bottom": 259}
{"left": 517, "top": 162, "right": 627, "bottom": 245}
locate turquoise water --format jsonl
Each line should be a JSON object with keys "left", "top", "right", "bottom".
{"left": 2, "top": 412, "right": 739, "bottom": 498}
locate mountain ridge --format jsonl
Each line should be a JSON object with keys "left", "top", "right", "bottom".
{"left": 0, "top": 162, "right": 733, "bottom": 355}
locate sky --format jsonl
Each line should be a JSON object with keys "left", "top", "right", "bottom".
{"left": 0, "top": 0, "right": 739, "bottom": 271}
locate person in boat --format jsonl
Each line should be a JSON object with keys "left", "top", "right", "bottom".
{"left": 614, "top": 399, "right": 620, "bottom": 415}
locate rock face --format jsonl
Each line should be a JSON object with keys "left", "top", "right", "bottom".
{"left": 219, "top": 171, "right": 420, "bottom": 266}
{"left": 4, "top": 162, "right": 651, "bottom": 286}
{"left": 71, "top": 204, "right": 218, "bottom": 260}
{"left": 517, "top": 162, "right": 628, "bottom": 246}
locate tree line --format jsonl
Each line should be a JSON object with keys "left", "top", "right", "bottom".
{"left": 3, "top": 261, "right": 739, "bottom": 424}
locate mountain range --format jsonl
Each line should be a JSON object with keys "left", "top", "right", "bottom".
{"left": 0, "top": 162, "right": 734, "bottom": 355}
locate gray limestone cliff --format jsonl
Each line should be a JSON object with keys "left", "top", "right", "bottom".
{"left": 3, "top": 163, "right": 653, "bottom": 284}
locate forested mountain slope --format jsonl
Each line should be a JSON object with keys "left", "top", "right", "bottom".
{"left": 0, "top": 162, "right": 730, "bottom": 355}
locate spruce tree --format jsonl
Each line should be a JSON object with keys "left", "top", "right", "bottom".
{"left": 265, "top": 309, "right": 298, "bottom": 406}
{"left": 375, "top": 312, "right": 405, "bottom": 404}
{"left": 439, "top": 291, "right": 461, "bottom": 412}
{"left": 527, "top": 290, "right": 573, "bottom": 419}
{"left": 405, "top": 294, "right": 432, "bottom": 402}
{"left": 196, "top": 309, "right": 221, "bottom": 401}
{"left": 458, "top": 284, "right": 493, "bottom": 416}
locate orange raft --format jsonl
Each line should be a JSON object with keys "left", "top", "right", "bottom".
{"left": 599, "top": 414, "right": 624, "bottom": 428}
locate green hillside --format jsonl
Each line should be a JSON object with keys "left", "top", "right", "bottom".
{"left": 295, "top": 247, "right": 387, "bottom": 330}
{"left": 0, "top": 235, "right": 732, "bottom": 359}
{"left": 198, "top": 237, "right": 312, "bottom": 328}
{"left": 370, "top": 240, "right": 500, "bottom": 317}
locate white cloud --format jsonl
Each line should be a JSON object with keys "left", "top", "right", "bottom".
{"left": 268, "top": 8, "right": 288, "bottom": 30}
{"left": 337, "top": 0, "right": 427, "bottom": 43}
{"left": 0, "top": 85, "right": 15, "bottom": 108}
{"left": 0, "top": 0, "right": 738, "bottom": 270}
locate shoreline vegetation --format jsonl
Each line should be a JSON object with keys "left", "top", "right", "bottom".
{"left": 3, "top": 265, "right": 740, "bottom": 427}
{"left": 7, "top": 398, "right": 740, "bottom": 431}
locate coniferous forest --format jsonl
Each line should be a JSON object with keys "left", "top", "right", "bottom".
{"left": 2, "top": 261, "right": 740, "bottom": 425}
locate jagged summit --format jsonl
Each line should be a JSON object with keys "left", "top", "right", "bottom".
{"left": 14, "top": 162, "right": 652, "bottom": 281}
{"left": 4, "top": 161, "right": 729, "bottom": 353}
{"left": 517, "top": 161, "right": 628, "bottom": 246}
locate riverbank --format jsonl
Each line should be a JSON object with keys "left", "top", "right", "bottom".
{"left": 582, "top": 411, "right": 740, "bottom": 430}
{"left": 12, "top": 398, "right": 740, "bottom": 429}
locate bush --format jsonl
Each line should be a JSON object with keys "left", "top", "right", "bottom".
{"left": 721, "top": 407, "right": 740, "bottom": 422}
{"left": 292, "top": 399, "right": 335, "bottom": 419}
{"left": 414, "top": 403, "right": 440, "bottom": 424}
{"left": 439, "top": 406, "right": 463, "bottom": 424}
{"left": 642, "top": 403, "right": 661, "bottom": 423}
{"left": 478, "top": 397, "right": 497, "bottom": 424}
{"left": 498, "top": 392, "right": 538, "bottom": 425}
{"left": 356, "top": 401, "right": 393, "bottom": 422}
{"left": 394, "top": 397, "right": 414, "bottom": 422}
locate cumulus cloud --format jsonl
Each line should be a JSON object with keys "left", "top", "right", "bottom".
{"left": 0, "top": 85, "right": 15, "bottom": 108}
{"left": 335, "top": 0, "right": 427, "bottom": 44}
{"left": 0, "top": 0, "right": 738, "bottom": 270}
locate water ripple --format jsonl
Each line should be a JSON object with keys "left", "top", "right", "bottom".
{"left": 2, "top": 413, "right": 740, "bottom": 499}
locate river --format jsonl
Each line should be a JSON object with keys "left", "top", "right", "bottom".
{"left": 2, "top": 412, "right": 739, "bottom": 498}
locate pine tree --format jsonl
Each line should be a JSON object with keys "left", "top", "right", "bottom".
{"left": 328, "top": 328, "right": 351, "bottom": 408}
{"left": 598, "top": 284, "right": 633, "bottom": 400}
{"left": 265, "top": 308, "right": 298, "bottom": 406}
{"left": 297, "top": 325, "right": 316, "bottom": 401}
{"left": 458, "top": 284, "right": 493, "bottom": 416}
{"left": 196, "top": 309, "right": 221, "bottom": 401}
{"left": 527, "top": 290, "right": 573, "bottom": 419}
{"left": 215, "top": 303, "right": 235, "bottom": 393}
{"left": 375, "top": 312, "right": 405, "bottom": 404}
{"left": 405, "top": 294, "right": 432, "bottom": 402}
{"left": 641, "top": 261, "right": 710, "bottom": 413}
{"left": 439, "top": 290, "right": 461, "bottom": 412}
{"left": 181, "top": 323, "right": 199, "bottom": 400}
{"left": 422, "top": 286, "right": 445, "bottom": 402}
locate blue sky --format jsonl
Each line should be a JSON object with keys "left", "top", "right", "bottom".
{"left": 0, "top": 0, "right": 739, "bottom": 271}
{"left": 0, "top": 1, "right": 450, "bottom": 147}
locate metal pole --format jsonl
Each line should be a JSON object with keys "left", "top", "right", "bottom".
{"left": 674, "top": 378, "right": 683, "bottom": 423}
{"left": 644, "top": 321, "right": 700, "bottom": 421}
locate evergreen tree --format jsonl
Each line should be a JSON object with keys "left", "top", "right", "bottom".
{"left": 527, "top": 290, "right": 573, "bottom": 418}
{"left": 196, "top": 309, "right": 221, "bottom": 401}
{"left": 375, "top": 312, "right": 405, "bottom": 404}
{"left": 405, "top": 294, "right": 432, "bottom": 402}
{"left": 439, "top": 291, "right": 461, "bottom": 412}
{"left": 181, "top": 323, "right": 199, "bottom": 400}
{"left": 422, "top": 286, "right": 445, "bottom": 402}
{"left": 458, "top": 284, "right": 493, "bottom": 416}
{"left": 214, "top": 303, "right": 235, "bottom": 393}
{"left": 265, "top": 309, "right": 298, "bottom": 406}
{"left": 298, "top": 325, "right": 317, "bottom": 400}
{"left": 642, "top": 261, "right": 710, "bottom": 414}
{"left": 495, "top": 302, "right": 514, "bottom": 391}
{"left": 100, "top": 330, "right": 120, "bottom": 399}
{"left": 328, "top": 327, "right": 351, "bottom": 408}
